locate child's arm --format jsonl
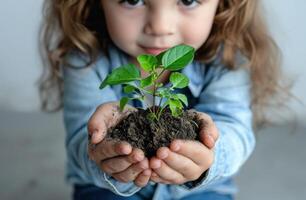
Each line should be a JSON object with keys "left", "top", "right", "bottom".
{"left": 87, "top": 102, "right": 152, "bottom": 187}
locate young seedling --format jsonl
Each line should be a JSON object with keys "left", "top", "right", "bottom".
{"left": 99, "top": 44, "right": 195, "bottom": 121}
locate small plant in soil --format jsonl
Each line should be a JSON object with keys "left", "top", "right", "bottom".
{"left": 100, "top": 44, "right": 202, "bottom": 157}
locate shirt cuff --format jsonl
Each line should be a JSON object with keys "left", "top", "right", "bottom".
{"left": 103, "top": 173, "right": 142, "bottom": 196}
{"left": 181, "top": 169, "right": 209, "bottom": 189}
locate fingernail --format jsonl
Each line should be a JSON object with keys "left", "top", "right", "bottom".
{"left": 152, "top": 172, "right": 158, "bottom": 177}
{"left": 134, "top": 153, "right": 143, "bottom": 162}
{"left": 133, "top": 154, "right": 140, "bottom": 161}
{"left": 206, "top": 134, "right": 215, "bottom": 148}
{"left": 120, "top": 144, "right": 131, "bottom": 155}
{"left": 159, "top": 150, "right": 168, "bottom": 159}
{"left": 89, "top": 130, "right": 98, "bottom": 138}
{"left": 92, "top": 130, "right": 98, "bottom": 135}
{"left": 207, "top": 134, "right": 214, "bottom": 142}
{"left": 171, "top": 142, "right": 180, "bottom": 152}
{"left": 91, "top": 131, "right": 99, "bottom": 143}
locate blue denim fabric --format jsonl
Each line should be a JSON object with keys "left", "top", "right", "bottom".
{"left": 63, "top": 44, "right": 255, "bottom": 199}
{"left": 73, "top": 184, "right": 234, "bottom": 200}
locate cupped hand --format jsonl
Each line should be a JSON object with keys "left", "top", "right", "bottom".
{"left": 87, "top": 102, "right": 152, "bottom": 187}
{"left": 149, "top": 111, "right": 219, "bottom": 184}
{"left": 149, "top": 140, "right": 214, "bottom": 184}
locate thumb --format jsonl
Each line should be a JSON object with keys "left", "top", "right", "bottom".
{"left": 87, "top": 102, "right": 136, "bottom": 144}
{"left": 87, "top": 113, "right": 108, "bottom": 144}
{"left": 195, "top": 111, "right": 219, "bottom": 149}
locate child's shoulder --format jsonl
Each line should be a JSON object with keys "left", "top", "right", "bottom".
{"left": 197, "top": 46, "right": 251, "bottom": 86}
{"left": 62, "top": 45, "right": 127, "bottom": 73}
{"left": 63, "top": 49, "right": 110, "bottom": 70}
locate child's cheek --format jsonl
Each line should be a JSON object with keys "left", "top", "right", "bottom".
{"left": 182, "top": 15, "right": 215, "bottom": 49}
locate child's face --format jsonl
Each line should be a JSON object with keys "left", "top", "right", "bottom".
{"left": 101, "top": 0, "right": 219, "bottom": 57}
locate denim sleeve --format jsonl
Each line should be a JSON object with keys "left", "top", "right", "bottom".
{"left": 179, "top": 66, "right": 256, "bottom": 190}
{"left": 63, "top": 53, "right": 142, "bottom": 196}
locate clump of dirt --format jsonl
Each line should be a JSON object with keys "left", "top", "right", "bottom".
{"left": 107, "top": 107, "right": 202, "bottom": 158}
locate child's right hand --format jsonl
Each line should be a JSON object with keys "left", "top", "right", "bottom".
{"left": 87, "top": 102, "right": 152, "bottom": 187}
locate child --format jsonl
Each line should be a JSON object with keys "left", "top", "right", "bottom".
{"left": 40, "top": 0, "right": 282, "bottom": 199}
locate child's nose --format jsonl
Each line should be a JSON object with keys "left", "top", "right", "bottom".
{"left": 144, "top": 9, "right": 176, "bottom": 37}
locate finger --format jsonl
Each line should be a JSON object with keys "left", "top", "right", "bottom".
{"left": 100, "top": 157, "right": 131, "bottom": 175}
{"left": 196, "top": 112, "right": 219, "bottom": 146}
{"left": 87, "top": 105, "right": 110, "bottom": 144}
{"left": 149, "top": 157, "right": 185, "bottom": 184}
{"left": 134, "top": 169, "right": 152, "bottom": 187}
{"left": 129, "top": 148, "right": 145, "bottom": 163}
{"left": 93, "top": 140, "right": 132, "bottom": 161}
{"left": 169, "top": 140, "right": 212, "bottom": 167}
{"left": 100, "top": 148, "right": 144, "bottom": 174}
{"left": 156, "top": 147, "right": 201, "bottom": 181}
{"left": 150, "top": 172, "right": 171, "bottom": 184}
{"left": 88, "top": 121, "right": 108, "bottom": 145}
{"left": 201, "top": 134, "right": 215, "bottom": 149}
{"left": 112, "top": 158, "right": 149, "bottom": 183}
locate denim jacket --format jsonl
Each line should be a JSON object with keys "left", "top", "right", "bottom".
{"left": 63, "top": 45, "right": 255, "bottom": 200}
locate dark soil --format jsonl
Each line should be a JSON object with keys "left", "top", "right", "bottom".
{"left": 107, "top": 107, "right": 201, "bottom": 158}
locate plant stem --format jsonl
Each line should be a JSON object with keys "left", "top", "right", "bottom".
{"left": 135, "top": 86, "right": 154, "bottom": 114}
{"left": 145, "top": 99, "right": 154, "bottom": 114}
{"left": 153, "top": 68, "right": 167, "bottom": 114}
{"left": 156, "top": 68, "right": 166, "bottom": 80}
{"left": 156, "top": 96, "right": 163, "bottom": 116}
{"left": 157, "top": 102, "right": 168, "bottom": 120}
{"left": 152, "top": 82, "right": 156, "bottom": 113}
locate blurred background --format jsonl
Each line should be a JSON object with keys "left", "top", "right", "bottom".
{"left": 0, "top": 0, "right": 305, "bottom": 199}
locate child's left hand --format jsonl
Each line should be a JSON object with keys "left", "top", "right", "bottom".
{"left": 149, "top": 112, "right": 219, "bottom": 184}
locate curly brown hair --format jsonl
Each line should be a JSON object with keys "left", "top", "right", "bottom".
{"left": 39, "top": 0, "right": 290, "bottom": 128}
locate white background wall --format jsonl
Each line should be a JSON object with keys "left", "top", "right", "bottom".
{"left": 0, "top": 1, "right": 43, "bottom": 111}
{"left": 264, "top": 0, "right": 306, "bottom": 123}
{"left": 1, "top": 0, "right": 305, "bottom": 120}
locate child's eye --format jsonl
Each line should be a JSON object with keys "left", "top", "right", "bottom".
{"left": 118, "top": 0, "right": 145, "bottom": 8}
{"left": 178, "top": 0, "right": 202, "bottom": 9}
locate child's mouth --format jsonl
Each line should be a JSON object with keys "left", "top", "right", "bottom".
{"left": 140, "top": 46, "right": 169, "bottom": 55}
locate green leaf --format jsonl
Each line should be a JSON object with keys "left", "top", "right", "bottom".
{"left": 158, "top": 88, "right": 171, "bottom": 98}
{"left": 171, "top": 98, "right": 183, "bottom": 108}
{"left": 123, "top": 85, "right": 136, "bottom": 93}
{"left": 173, "top": 93, "right": 188, "bottom": 106}
{"left": 170, "top": 72, "right": 189, "bottom": 88}
{"left": 169, "top": 99, "right": 183, "bottom": 117}
{"left": 99, "top": 64, "right": 140, "bottom": 89}
{"left": 137, "top": 55, "right": 158, "bottom": 72}
{"left": 140, "top": 74, "right": 154, "bottom": 88}
{"left": 119, "top": 97, "right": 129, "bottom": 111}
{"left": 124, "top": 82, "right": 154, "bottom": 95}
{"left": 156, "top": 51, "right": 167, "bottom": 66}
{"left": 162, "top": 44, "right": 195, "bottom": 71}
